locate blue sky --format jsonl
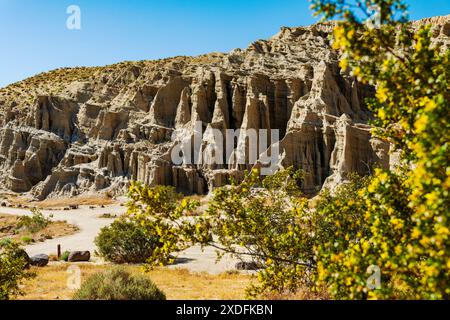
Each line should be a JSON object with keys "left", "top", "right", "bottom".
{"left": 0, "top": 0, "right": 449, "bottom": 88}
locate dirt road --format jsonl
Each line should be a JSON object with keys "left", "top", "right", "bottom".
{"left": 0, "top": 205, "right": 238, "bottom": 274}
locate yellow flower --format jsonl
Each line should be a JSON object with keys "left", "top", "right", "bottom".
{"left": 378, "top": 172, "right": 389, "bottom": 183}
{"left": 361, "top": 240, "right": 370, "bottom": 253}
{"left": 390, "top": 218, "right": 404, "bottom": 231}
{"left": 347, "top": 29, "right": 355, "bottom": 39}
{"left": 376, "top": 86, "right": 389, "bottom": 103}
{"left": 424, "top": 265, "right": 438, "bottom": 277}
{"left": 424, "top": 99, "right": 437, "bottom": 112}
{"left": 331, "top": 254, "right": 342, "bottom": 263}
{"left": 414, "top": 115, "right": 429, "bottom": 133}
{"left": 345, "top": 277, "right": 353, "bottom": 286}
{"left": 340, "top": 58, "right": 349, "bottom": 70}
{"left": 436, "top": 226, "right": 449, "bottom": 236}
{"left": 415, "top": 39, "right": 423, "bottom": 51}
{"left": 420, "top": 237, "right": 431, "bottom": 247}
{"left": 425, "top": 192, "right": 438, "bottom": 205}
{"left": 368, "top": 182, "right": 377, "bottom": 193}
{"left": 411, "top": 228, "right": 421, "bottom": 239}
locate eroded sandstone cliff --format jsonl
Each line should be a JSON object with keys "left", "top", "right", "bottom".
{"left": 0, "top": 16, "right": 448, "bottom": 199}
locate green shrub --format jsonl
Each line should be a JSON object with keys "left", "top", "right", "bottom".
{"left": 72, "top": 267, "right": 166, "bottom": 300}
{"left": 60, "top": 251, "right": 70, "bottom": 261}
{"left": 0, "top": 241, "right": 34, "bottom": 300}
{"left": 20, "top": 236, "right": 33, "bottom": 244}
{"left": 95, "top": 219, "right": 160, "bottom": 264}
{"left": 0, "top": 238, "right": 12, "bottom": 247}
{"left": 17, "top": 209, "right": 51, "bottom": 233}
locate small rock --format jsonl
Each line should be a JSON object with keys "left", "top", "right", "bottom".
{"left": 30, "top": 254, "right": 49, "bottom": 267}
{"left": 63, "top": 207, "right": 70, "bottom": 211}
{"left": 69, "top": 204, "right": 79, "bottom": 210}
{"left": 235, "top": 261, "right": 260, "bottom": 271}
{"left": 68, "top": 251, "right": 90, "bottom": 262}
{"left": 0, "top": 202, "right": 7, "bottom": 207}
{"left": 89, "top": 206, "right": 95, "bottom": 209}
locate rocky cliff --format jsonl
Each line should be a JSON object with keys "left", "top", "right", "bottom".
{"left": 0, "top": 16, "right": 448, "bottom": 200}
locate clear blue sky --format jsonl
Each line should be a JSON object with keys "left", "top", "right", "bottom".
{"left": 1, "top": 0, "right": 449, "bottom": 88}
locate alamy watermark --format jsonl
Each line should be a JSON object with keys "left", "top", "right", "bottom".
{"left": 366, "top": 265, "right": 382, "bottom": 290}
{"left": 170, "top": 122, "right": 283, "bottom": 176}
{"left": 66, "top": 265, "right": 81, "bottom": 290}
{"left": 66, "top": 5, "right": 81, "bottom": 30}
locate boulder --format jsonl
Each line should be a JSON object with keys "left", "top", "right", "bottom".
{"left": 235, "top": 261, "right": 260, "bottom": 271}
{"left": 30, "top": 254, "right": 49, "bottom": 267}
{"left": 68, "top": 251, "right": 90, "bottom": 262}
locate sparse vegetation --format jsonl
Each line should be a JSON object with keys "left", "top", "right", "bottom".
{"left": 17, "top": 209, "right": 51, "bottom": 233}
{"left": 73, "top": 267, "right": 166, "bottom": 300}
{"left": 0, "top": 213, "right": 78, "bottom": 245}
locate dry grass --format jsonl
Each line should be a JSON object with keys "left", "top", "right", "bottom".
{"left": 0, "top": 214, "right": 78, "bottom": 245}
{"left": 18, "top": 264, "right": 252, "bottom": 300}
{"left": 262, "top": 288, "right": 330, "bottom": 300}
{"left": 7, "top": 195, "right": 117, "bottom": 209}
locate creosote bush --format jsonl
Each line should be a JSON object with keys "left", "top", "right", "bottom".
{"left": 73, "top": 267, "right": 166, "bottom": 300}
{"left": 95, "top": 219, "right": 161, "bottom": 264}
{"left": 0, "top": 241, "right": 34, "bottom": 300}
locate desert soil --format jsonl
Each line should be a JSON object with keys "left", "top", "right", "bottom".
{"left": 0, "top": 213, "right": 79, "bottom": 245}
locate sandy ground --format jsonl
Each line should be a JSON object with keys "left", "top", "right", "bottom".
{"left": 0, "top": 204, "right": 238, "bottom": 274}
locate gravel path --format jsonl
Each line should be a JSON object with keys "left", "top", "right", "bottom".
{"left": 0, "top": 205, "right": 239, "bottom": 274}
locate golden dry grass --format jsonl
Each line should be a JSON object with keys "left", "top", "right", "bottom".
{"left": 262, "top": 289, "right": 330, "bottom": 300}
{"left": 18, "top": 264, "right": 252, "bottom": 300}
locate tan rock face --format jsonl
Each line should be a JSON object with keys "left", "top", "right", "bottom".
{"left": 0, "top": 17, "right": 448, "bottom": 199}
